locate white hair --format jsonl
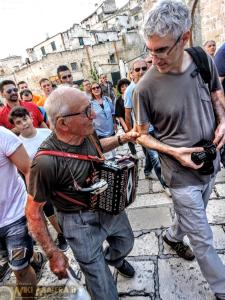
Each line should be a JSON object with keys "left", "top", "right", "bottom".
{"left": 44, "top": 86, "right": 83, "bottom": 129}
{"left": 142, "top": 0, "right": 192, "bottom": 40}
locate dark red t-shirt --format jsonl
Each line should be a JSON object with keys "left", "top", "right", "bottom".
{"left": 0, "top": 101, "right": 44, "bottom": 129}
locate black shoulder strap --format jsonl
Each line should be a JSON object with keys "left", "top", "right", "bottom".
{"left": 185, "top": 46, "right": 211, "bottom": 85}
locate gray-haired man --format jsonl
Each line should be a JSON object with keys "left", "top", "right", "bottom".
{"left": 133, "top": 1, "right": 225, "bottom": 299}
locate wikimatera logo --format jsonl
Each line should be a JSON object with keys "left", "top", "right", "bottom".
{"left": 0, "top": 285, "right": 78, "bottom": 298}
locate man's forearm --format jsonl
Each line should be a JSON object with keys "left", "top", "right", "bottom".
{"left": 211, "top": 90, "right": 225, "bottom": 122}
{"left": 100, "top": 135, "right": 121, "bottom": 152}
{"left": 125, "top": 108, "right": 133, "bottom": 131}
{"left": 137, "top": 134, "right": 176, "bottom": 156}
{"left": 26, "top": 195, "right": 58, "bottom": 258}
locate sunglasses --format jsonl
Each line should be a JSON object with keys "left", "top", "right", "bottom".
{"left": 92, "top": 86, "right": 100, "bottom": 90}
{"left": 59, "top": 104, "right": 92, "bottom": 120}
{"left": 61, "top": 74, "right": 72, "bottom": 80}
{"left": 6, "top": 87, "right": 18, "bottom": 94}
{"left": 134, "top": 66, "right": 147, "bottom": 72}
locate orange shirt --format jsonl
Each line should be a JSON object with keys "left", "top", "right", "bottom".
{"left": 36, "top": 95, "right": 46, "bottom": 107}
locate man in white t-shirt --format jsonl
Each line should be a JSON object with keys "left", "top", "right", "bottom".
{"left": 9, "top": 106, "right": 68, "bottom": 252}
{"left": 0, "top": 126, "right": 45, "bottom": 298}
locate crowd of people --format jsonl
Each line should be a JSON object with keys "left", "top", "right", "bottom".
{"left": 1, "top": 0, "right": 225, "bottom": 299}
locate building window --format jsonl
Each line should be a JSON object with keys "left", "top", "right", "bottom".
{"left": 71, "top": 62, "right": 78, "bottom": 71}
{"left": 109, "top": 54, "right": 116, "bottom": 64}
{"left": 78, "top": 37, "right": 84, "bottom": 46}
{"left": 51, "top": 41, "right": 57, "bottom": 51}
{"left": 41, "top": 46, "right": 46, "bottom": 55}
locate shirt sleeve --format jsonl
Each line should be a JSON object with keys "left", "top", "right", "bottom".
{"left": 0, "top": 128, "right": 22, "bottom": 157}
{"left": 124, "top": 87, "right": 133, "bottom": 109}
{"left": 133, "top": 85, "right": 152, "bottom": 126}
{"left": 29, "top": 156, "right": 55, "bottom": 203}
{"left": 208, "top": 55, "right": 223, "bottom": 92}
{"left": 214, "top": 45, "right": 225, "bottom": 77}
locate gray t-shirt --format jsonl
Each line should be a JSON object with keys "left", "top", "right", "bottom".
{"left": 133, "top": 56, "right": 222, "bottom": 187}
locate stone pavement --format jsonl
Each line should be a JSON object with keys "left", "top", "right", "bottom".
{"left": 2, "top": 144, "right": 225, "bottom": 300}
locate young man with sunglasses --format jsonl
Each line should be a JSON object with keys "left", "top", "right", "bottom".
{"left": 57, "top": 65, "right": 73, "bottom": 86}
{"left": 0, "top": 80, "right": 47, "bottom": 132}
{"left": 26, "top": 86, "right": 139, "bottom": 300}
{"left": 133, "top": 1, "right": 225, "bottom": 299}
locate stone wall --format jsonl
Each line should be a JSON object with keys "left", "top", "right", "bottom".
{"left": 13, "top": 32, "right": 144, "bottom": 93}
{"left": 192, "top": 0, "right": 225, "bottom": 48}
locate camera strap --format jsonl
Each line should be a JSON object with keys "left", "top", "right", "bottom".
{"left": 35, "top": 149, "right": 104, "bottom": 163}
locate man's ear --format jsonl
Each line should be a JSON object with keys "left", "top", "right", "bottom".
{"left": 181, "top": 31, "right": 191, "bottom": 46}
{"left": 56, "top": 117, "right": 68, "bottom": 131}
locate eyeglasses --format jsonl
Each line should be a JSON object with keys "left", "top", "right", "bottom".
{"left": 59, "top": 104, "right": 92, "bottom": 120}
{"left": 134, "top": 66, "right": 148, "bottom": 72}
{"left": 5, "top": 87, "right": 18, "bottom": 94}
{"left": 92, "top": 86, "right": 100, "bottom": 90}
{"left": 61, "top": 74, "right": 72, "bottom": 80}
{"left": 147, "top": 34, "right": 182, "bottom": 58}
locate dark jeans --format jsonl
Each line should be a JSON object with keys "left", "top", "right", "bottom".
{"left": 142, "top": 146, "right": 166, "bottom": 187}
{"left": 58, "top": 210, "right": 134, "bottom": 300}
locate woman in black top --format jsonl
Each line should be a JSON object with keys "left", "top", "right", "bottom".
{"left": 115, "top": 78, "right": 137, "bottom": 155}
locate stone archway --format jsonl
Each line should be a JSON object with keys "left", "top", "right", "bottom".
{"left": 187, "top": 0, "right": 199, "bottom": 46}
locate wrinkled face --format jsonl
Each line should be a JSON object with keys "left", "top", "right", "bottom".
{"left": 57, "top": 95, "right": 96, "bottom": 137}
{"left": 132, "top": 61, "right": 148, "bottom": 82}
{"left": 146, "top": 34, "right": 184, "bottom": 73}
{"left": 204, "top": 42, "right": 216, "bottom": 56}
{"left": 21, "top": 91, "right": 33, "bottom": 102}
{"left": 18, "top": 83, "right": 28, "bottom": 91}
{"left": 83, "top": 81, "right": 91, "bottom": 93}
{"left": 59, "top": 70, "right": 73, "bottom": 85}
{"left": 13, "top": 115, "right": 33, "bottom": 136}
{"left": 2, "top": 84, "right": 18, "bottom": 102}
{"left": 40, "top": 80, "right": 53, "bottom": 96}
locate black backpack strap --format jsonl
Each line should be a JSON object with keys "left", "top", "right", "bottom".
{"left": 185, "top": 46, "right": 211, "bottom": 86}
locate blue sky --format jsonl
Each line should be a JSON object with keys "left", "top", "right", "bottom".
{"left": 0, "top": 0, "right": 127, "bottom": 59}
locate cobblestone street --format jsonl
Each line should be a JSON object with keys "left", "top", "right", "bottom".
{"left": 2, "top": 144, "right": 225, "bottom": 300}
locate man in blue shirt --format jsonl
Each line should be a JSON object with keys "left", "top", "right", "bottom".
{"left": 214, "top": 43, "right": 225, "bottom": 92}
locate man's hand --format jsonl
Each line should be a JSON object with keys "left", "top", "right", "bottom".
{"left": 172, "top": 147, "right": 204, "bottom": 169}
{"left": 49, "top": 250, "right": 69, "bottom": 280}
{"left": 213, "top": 122, "right": 225, "bottom": 150}
{"left": 123, "top": 130, "right": 140, "bottom": 144}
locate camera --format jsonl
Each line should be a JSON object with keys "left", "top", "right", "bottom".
{"left": 191, "top": 140, "right": 217, "bottom": 175}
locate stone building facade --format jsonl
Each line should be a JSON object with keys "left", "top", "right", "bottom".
{"left": 13, "top": 32, "right": 145, "bottom": 93}
{"left": 4, "top": 0, "right": 225, "bottom": 93}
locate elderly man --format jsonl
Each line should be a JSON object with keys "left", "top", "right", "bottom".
{"left": 204, "top": 40, "right": 217, "bottom": 58}
{"left": 26, "top": 86, "right": 139, "bottom": 300}
{"left": 133, "top": 1, "right": 225, "bottom": 299}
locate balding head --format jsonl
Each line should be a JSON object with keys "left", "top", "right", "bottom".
{"left": 44, "top": 86, "right": 89, "bottom": 129}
